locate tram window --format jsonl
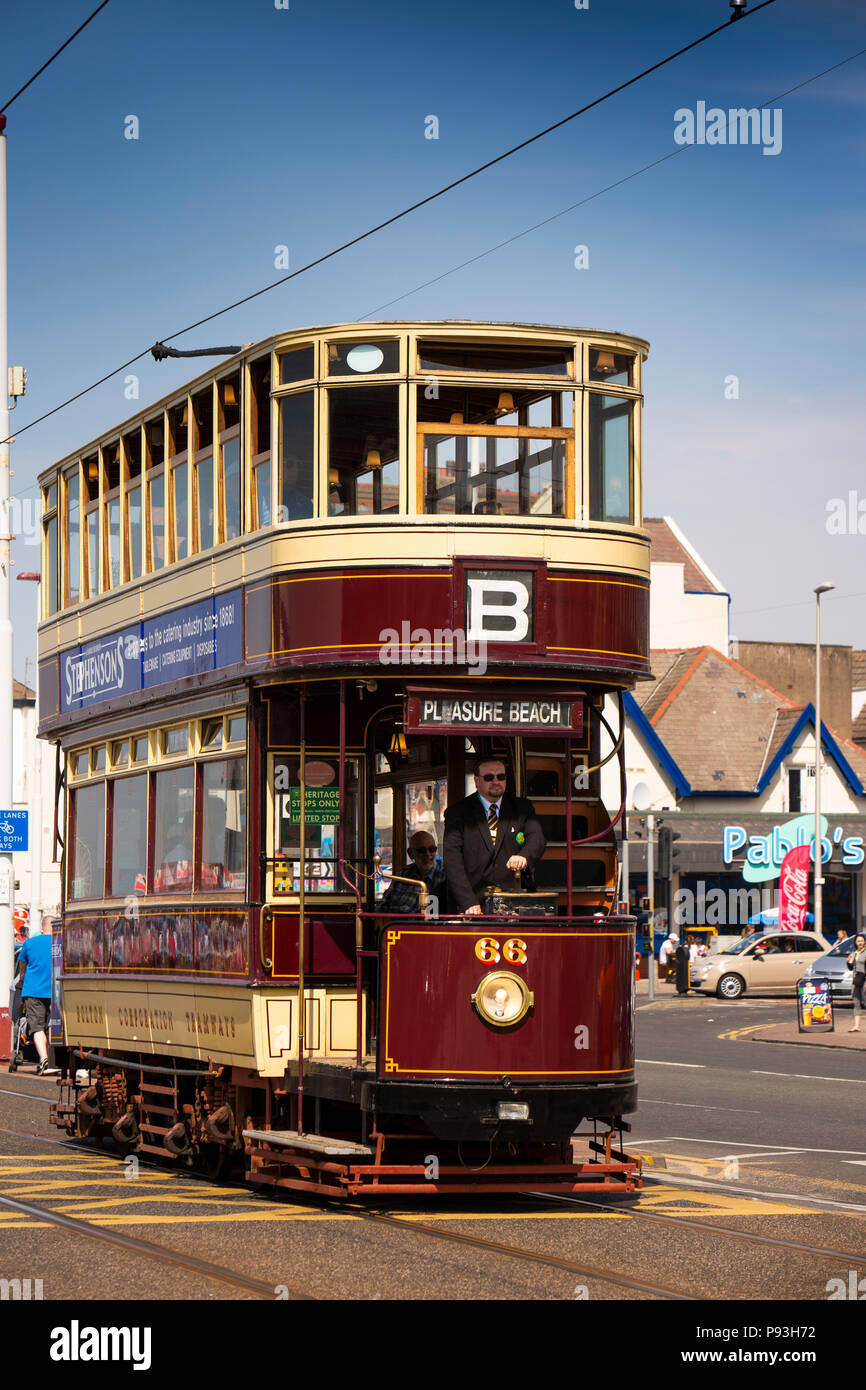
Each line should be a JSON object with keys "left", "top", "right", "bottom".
{"left": 70, "top": 751, "right": 89, "bottom": 779}
{"left": 195, "top": 453, "right": 214, "bottom": 552}
{"left": 107, "top": 495, "right": 121, "bottom": 588}
{"left": 111, "top": 773, "right": 148, "bottom": 896}
{"left": 272, "top": 758, "right": 359, "bottom": 894}
{"left": 278, "top": 346, "right": 315, "bottom": 385}
{"left": 127, "top": 483, "right": 142, "bottom": 580}
{"left": 161, "top": 726, "right": 188, "bottom": 756}
{"left": 168, "top": 401, "right": 188, "bottom": 457}
{"left": 589, "top": 348, "right": 634, "bottom": 388}
{"left": 153, "top": 765, "right": 194, "bottom": 891}
{"left": 192, "top": 387, "right": 213, "bottom": 452}
{"left": 131, "top": 736, "right": 149, "bottom": 763}
{"left": 588, "top": 395, "right": 633, "bottom": 523}
{"left": 417, "top": 342, "right": 571, "bottom": 376}
{"left": 43, "top": 495, "right": 59, "bottom": 617}
{"left": 145, "top": 417, "right": 165, "bottom": 467}
{"left": 111, "top": 740, "right": 130, "bottom": 768}
{"left": 92, "top": 746, "right": 107, "bottom": 774}
{"left": 423, "top": 432, "right": 564, "bottom": 517}
{"left": 416, "top": 385, "right": 572, "bottom": 429}
{"left": 65, "top": 469, "right": 80, "bottom": 606}
{"left": 222, "top": 435, "right": 241, "bottom": 542}
{"left": 148, "top": 471, "right": 166, "bottom": 570}
{"left": 328, "top": 340, "right": 399, "bottom": 376}
{"left": 328, "top": 387, "right": 399, "bottom": 515}
{"left": 278, "top": 393, "right": 314, "bottom": 520}
{"left": 254, "top": 457, "right": 272, "bottom": 528}
{"left": 227, "top": 714, "right": 246, "bottom": 744}
{"left": 70, "top": 782, "right": 106, "bottom": 899}
{"left": 83, "top": 453, "right": 100, "bottom": 597}
{"left": 201, "top": 719, "right": 223, "bottom": 750}
{"left": 249, "top": 356, "right": 271, "bottom": 457}
{"left": 200, "top": 758, "right": 246, "bottom": 891}
{"left": 123, "top": 426, "right": 143, "bottom": 579}
{"left": 172, "top": 462, "right": 189, "bottom": 561}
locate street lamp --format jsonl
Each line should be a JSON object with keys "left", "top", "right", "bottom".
{"left": 814, "top": 582, "right": 834, "bottom": 938}
{"left": 17, "top": 572, "right": 41, "bottom": 933}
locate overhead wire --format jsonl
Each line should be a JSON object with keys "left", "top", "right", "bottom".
{"left": 0, "top": 0, "right": 113, "bottom": 114}
{"left": 1, "top": 0, "right": 781, "bottom": 450}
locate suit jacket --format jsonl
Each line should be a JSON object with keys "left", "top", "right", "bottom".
{"left": 443, "top": 793, "right": 545, "bottom": 912}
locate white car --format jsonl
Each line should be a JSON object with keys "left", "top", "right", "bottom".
{"left": 693, "top": 929, "right": 831, "bottom": 1000}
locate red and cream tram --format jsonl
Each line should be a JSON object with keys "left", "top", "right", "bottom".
{"left": 38, "top": 321, "right": 649, "bottom": 1195}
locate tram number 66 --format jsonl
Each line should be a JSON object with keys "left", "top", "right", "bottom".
{"left": 474, "top": 937, "right": 528, "bottom": 964}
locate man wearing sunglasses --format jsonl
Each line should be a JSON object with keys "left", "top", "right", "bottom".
{"left": 380, "top": 831, "right": 446, "bottom": 913}
{"left": 443, "top": 758, "right": 545, "bottom": 916}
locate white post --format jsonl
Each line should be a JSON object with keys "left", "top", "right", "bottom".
{"left": 0, "top": 117, "right": 14, "bottom": 1028}
{"left": 647, "top": 812, "right": 655, "bottom": 1002}
{"left": 813, "top": 583, "right": 834, "bottom": 940}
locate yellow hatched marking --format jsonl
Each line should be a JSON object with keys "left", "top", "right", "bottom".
{"left": 635, "top": 1186, "right": 813, "bottom": 1217}
{"left": 1, "top": 1178, "right": 186, "bottom": 1195}
{"left": 719, "top": 1023, "right": 781, "bottom": 1042}
{"left": 0, "top": 1211, "right": 359, "bottom": 1229}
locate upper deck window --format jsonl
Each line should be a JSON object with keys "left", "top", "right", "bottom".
{"left": 328, "top": 340, "right": 399, "bottom": 376}
{"left": 103, "top": 442, "right": 122, "bottom": 590}
{"left": 64, "top": 467, "right": 80, "bottom": 606}
{"left": 589, "top": 348, "right": 634, "bottom": 388}
{"left": 249, "top": 356, "right": 272, "bottom": 529}
{"left": 278, "top": 346, "right": 315, "bottom": 385}
{"left": 193, "top": 388, "right": 215, "bottom": 554}
{"left": 278, "top": 392, "right": 315, "bottom": 520}
{"left": 145, "top": 417, "right": 166, "bottom": 571}
{"left": 218, "top": 374, "right": 241, "bottom": 542}
{"left": 328, "top": 386, "right": 399, "bottom": 515}
{"left": 417, "top": 342, "right": 571, "bottom": 377}
{"left": 82, "top": 455, "right": 100, "bottom": 599}
{"left": 42, "top": 479, "right": 59, "bottom": 617}
{"left": 588, "top": 394, "right": 633, "bottom": 523}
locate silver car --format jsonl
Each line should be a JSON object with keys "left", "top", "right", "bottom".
{"left": 801, "top": 934, "right": 856, "bottom": 1003}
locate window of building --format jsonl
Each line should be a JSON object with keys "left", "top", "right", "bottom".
{"left": 417, "top": 341, "right": 572, "bottom": 376}
{"left": 588, "top": 394, "right": 633, "bottom": 523}
{"left": 111, "top": 773, "right": 148, "bottom": 896}
{"left": 70, "top": 781, "right": 105, "bottom": 899}
{"left": 279, "top": 392, "right": 315, "bottom": 520}
{"left": 788, "top": 768, "right": 802, "bottom": 814}
{"left": 200, "top": 757, "right": 246, "bottom": 891}
{"left": 328, "top": 386, "right": 399, "bottom": 515}
{"left": 328, "top": 340, "right": 399, "bottom": 376}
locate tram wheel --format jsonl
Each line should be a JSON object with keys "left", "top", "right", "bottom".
{"left": 717, "top": 973, "right": 745, "bottom": 1000}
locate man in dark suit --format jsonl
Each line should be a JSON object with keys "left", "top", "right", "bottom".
{"left": 443, "top": 757, "right": 545, "bottom": 915}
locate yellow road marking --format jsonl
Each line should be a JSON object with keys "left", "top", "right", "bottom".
{"left": 719, "top": 1023, "right": 781, "bottom": 1042}
{"left": 636, "top": 1186, "right": 814, "bottom": 1217}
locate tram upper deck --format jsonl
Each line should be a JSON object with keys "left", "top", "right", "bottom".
{"left": 37, "top": 321, "right": 649, "bottom": 735}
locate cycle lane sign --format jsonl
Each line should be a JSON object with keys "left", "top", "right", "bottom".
{"left": 0, "top": 810, "right": 27, "bottom": 851}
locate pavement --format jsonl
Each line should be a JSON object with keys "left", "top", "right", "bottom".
{"left": 636, "top": 975, "right": 866, "bottom": 1051}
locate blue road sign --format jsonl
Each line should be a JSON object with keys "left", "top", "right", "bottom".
{"left": 0, "top": 810, "right": 28, "bottom": 852}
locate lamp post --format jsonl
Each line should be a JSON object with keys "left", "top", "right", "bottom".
{"left": 814, "top": 582, "right": 834, "bottom": 938}
{"left": 17, "top": 573, "right": 41, "bottom": 933}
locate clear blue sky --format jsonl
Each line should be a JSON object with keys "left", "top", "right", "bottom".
{"left": 3, "top": 0, "right": 865, "bottom": 683}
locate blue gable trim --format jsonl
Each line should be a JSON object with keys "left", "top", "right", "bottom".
{"left": 756, "top": 703, "right": 864, "bottom": 797}
{"left": 623, "top": 691, "right": 692, "bottom": 797}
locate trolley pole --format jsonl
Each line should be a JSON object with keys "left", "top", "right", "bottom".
{"left": 646, "top": 813, "right": 655, "bottom": 1002}
{"left": 0, "top": 115, "right": 14, "bottom": 1059}
{"left": 296, "top": 686, "right": 306, "bottom": 1136}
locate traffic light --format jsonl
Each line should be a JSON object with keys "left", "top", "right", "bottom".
{"left": 657, "top": 826, "right": 682, "bottom": 879}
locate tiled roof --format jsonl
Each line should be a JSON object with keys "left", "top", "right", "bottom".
{"left": 854, "top": 705, "right": 866, "bottom": 748}
{"left": 644, "top": 517, "right": 721, "bottom": 595}
{"left": 853, "top": 651, "right": 866, "bottom": 690}
{"left": 13, "top": 680, "right": 34, "bottom": 703}
{"left": 640, "top": 645, "right": 866, "bottom": 794}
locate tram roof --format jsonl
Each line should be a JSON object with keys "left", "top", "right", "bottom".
{"left": 39, "top": 320, "right": 649, "bottom": 484}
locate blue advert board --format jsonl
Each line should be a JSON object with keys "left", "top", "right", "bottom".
{"left": 61, "top": 589, "right": 243, "bottom": 712}
{"left": 797, "top": 976, "right": 834, "bottom": 1032}
{"left": 0, "top": 809, "right": 28, "bottom": 851}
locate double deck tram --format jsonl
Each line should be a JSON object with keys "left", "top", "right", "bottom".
{"left": 38, "top": 321, "right": 650, "bottom": 1195}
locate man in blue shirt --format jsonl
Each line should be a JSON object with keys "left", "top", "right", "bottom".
{"left": 15, "top": 925, "right": 58, "bottom": 1075}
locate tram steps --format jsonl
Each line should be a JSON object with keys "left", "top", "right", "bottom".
{"left": 244, "top": 1128, "right": 374, "bottom": 1158}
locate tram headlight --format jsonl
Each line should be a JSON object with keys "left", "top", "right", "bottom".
{"left": 471, "top": 971, "right": 533, "bottom": 1027}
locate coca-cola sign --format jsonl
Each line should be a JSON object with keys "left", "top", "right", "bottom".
{"left": 778, "top": 845, "right": 811, "bottom": 931}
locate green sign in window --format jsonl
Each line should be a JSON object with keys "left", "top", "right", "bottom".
{"left": 286, "top": 787, "right": 341, "bottom": 824}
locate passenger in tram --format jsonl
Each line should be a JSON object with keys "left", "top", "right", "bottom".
{"left": 281, "top": 454, "right": 314, "bottom": 520}
{"left": 380, "top": 831, "right": 446, "bottom": 914}
{"left": 443, "top": 758, "right": 545, "bottom": 917}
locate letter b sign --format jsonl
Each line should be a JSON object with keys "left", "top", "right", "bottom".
{"left": 466, "top": 571, "right": 533, "bottom": 644}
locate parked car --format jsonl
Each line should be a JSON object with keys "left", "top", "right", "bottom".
{"left": 692, "top": 929, "right": 831, "bottom": 1000}
{"left": 801, "top": 933, "right": 856, "bottom": 1004}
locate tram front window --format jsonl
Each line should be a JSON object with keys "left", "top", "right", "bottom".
{"left": 328, "top": 386, "right": 399, "bottom": 515}
{"left": 272, "top": 758, "right": 360, "bottom": 894}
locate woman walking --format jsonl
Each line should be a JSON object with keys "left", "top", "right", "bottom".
{"left": 846, "top": 934, "right": 866, "bottom": 1033}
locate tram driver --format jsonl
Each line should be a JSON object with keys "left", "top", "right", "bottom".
{"left": 443, "top": 758, "right": 545, "bottom": 917}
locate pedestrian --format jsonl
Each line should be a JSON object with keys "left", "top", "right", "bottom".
{"left": 15, "top": 920, "right": 59, "bottom": 1075}
{"left": 675, "top": 938, "right": 690, "bottom": 994}
{"left": 659, "top": 934, "right": 678, "bottom": 980}
{"left": 846, "top": 933, "right": 866, "bottom": 1034}
{"left": 686, "top": 934, "right": 698, "bottom": 964}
